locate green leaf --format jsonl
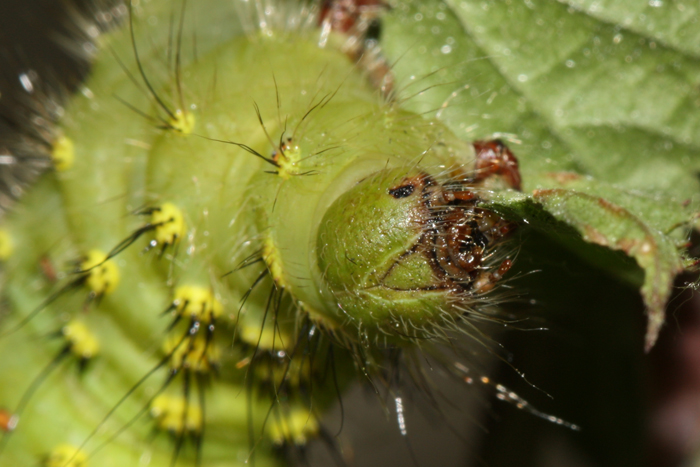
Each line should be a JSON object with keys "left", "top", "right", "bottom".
{"left": 382, "top": 0, "right": 700, "bottom": 349}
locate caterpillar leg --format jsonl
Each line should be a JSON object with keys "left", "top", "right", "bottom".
{"left": 472, "top": 139, "right": 522, "bottom": 191}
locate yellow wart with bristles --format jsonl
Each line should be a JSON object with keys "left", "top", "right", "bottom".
{"left": 45, "top": 444, "right": 87, "bottom": 467}
{"left": 150, "top": 202, "right": 187, "bottom": 247}
{"left": 274, "top": 139, "right": 304, "bottom": 180}
{"left": 51, "top": 135, "right": 75, "bottom": 172}
{"left": 169, "top": 110, "right": 196, "bottom": 136}
{"left": 79, "top": 249, "right": 120, "bottom": 297}
{"left": 150, "top": 394, "right": 203, "bottom": 435}
{"left": 266, "top": 408, "right": 319, "bottom": 446}
{"left": 62, "top": 321, "right": 99, "bottom": 361}
{"left": 172, "top": 285, "right": 222, "bottom": 323}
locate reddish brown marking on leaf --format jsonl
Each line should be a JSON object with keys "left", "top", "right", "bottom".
{"left": 617, "top": 237, "right": 638, "bottom": 252}
{"left": 581, "top": 219, "right": 655, "bottom": 257}
{"left": 534, "top": 188, "right": 654, "bottom": 253}
{"left": 582, "top": 225, "right": 609, "bottom": 246}
{"left": 532, "top": 187, "right": 682, "bottom": 351}
{"left": 546, "top": 171, "right": 582, "bottom": 184}
{"left": 596, "top": 196, "right": 632, "bottom": 217}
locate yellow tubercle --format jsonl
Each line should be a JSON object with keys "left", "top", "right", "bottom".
{"left": 150, "top": 394, "right": 203, "bottom": 435}
{"left": 79, "top": 250, "right": 120, "bottom": 296}
{"left": 51, "top": 135, "right": 75, "bottom": 172}
{"left": 169, "top": 109, "right": 195, "bottom": 135}
{"left": 164, "top": 333, "right": 220, "bottom": 373}
{"left": 266, "top": 408, "right": 318, "bottom": 445}
{"left": 262, "top": 235, "right": 286, "bottom": 287}
{"left": 274, "top": 139, "right": 303, "bottom": 180}
{"left": 45, "top": 444, "right": 87, "bottom": 467}
{"left": 0, "top": 229, "right": 13, "bottom": 260}
{"left": 172, "top": 285, "right": 223, "bottom": 323}
{"left": 62, "top": 321, "right": 99, "bottom": 360}
{"left": 150, "top": 202, "right": 186, "bottom": 246}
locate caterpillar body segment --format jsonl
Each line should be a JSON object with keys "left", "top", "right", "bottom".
{"left": 0, "top": 0, "right": 529, "bottom": 466}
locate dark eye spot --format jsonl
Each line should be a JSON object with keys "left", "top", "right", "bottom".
{"left": 388, "top": 184, "right": 415, "bottom": 199}
{"left": 366, "top": 19, "right": 382, "bottom": 42}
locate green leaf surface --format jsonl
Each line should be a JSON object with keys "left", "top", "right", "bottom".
{"left": 382, "top": 0, "right": 700, "bottom": 349}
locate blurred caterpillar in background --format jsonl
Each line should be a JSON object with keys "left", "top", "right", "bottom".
{"left": 0, "top": 1, "right": 584, "bottom": 466}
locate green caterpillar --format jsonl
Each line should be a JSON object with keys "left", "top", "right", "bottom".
{"left": 1, "top": 0, "right": 698, "bottom": 466}
{"left": 0, "top": 1, "right": 529, "bottom": 465}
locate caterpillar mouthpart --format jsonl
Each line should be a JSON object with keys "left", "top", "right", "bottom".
{"left": 316, "top": 167, "right": 515, "bottom": 339}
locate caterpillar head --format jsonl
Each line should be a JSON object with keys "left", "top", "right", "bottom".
{"left": 317, "top": 166, "right": 515, "bottom": 340}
